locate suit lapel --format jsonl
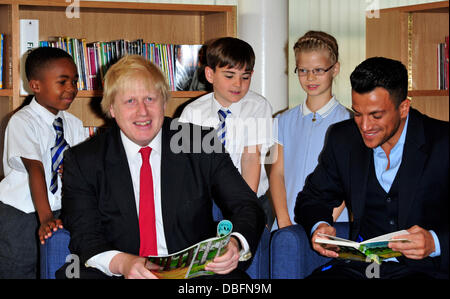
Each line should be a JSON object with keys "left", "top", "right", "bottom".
{"left": 160, "top": 118, "right": 186, "bottom": 252}
{"left": 105, "top": 124, "right": 140, "bottom": 246}
{"left": 397, "top": 110, "right": 428, "bottom": 227}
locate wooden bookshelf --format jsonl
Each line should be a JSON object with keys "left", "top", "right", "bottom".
{"left": 0, "top": 0, "right": 236, "bottom": 128}
{"left": 366, "top": 1, "right": 449, "bottom": 121}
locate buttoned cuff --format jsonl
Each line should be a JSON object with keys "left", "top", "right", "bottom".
{"left": 429, "top": 230, "right": 441, "bottom": 257}
{"left": 231, "top": 232, "right": 252, "bottom": 261}
{"left": 85, "top": 250, "right": 123, "bottom": 277}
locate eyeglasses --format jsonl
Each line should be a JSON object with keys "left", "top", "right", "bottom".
{"left": 294, "top": 63, "right": 336, "bottom": 77}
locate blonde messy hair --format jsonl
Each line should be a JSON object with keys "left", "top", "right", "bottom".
{"left": 101, "top": 55, "right": 170, "bottom": 118}
{"left": 293, "top": 31, "right": 339, "bottom": 65}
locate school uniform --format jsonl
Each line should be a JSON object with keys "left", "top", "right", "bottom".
{"left": 179, "top": 91, "right": 274, "bottom": 223}
{"left": 0, "top": 98, "right": 88, "bottom": 278}
{"left": 271, "top": 96, "right": 351, "bottom": 231}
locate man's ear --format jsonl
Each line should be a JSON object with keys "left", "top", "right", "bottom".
{"left": 28, "top": 79, "right": 40, "bottom": 93}
{"left": 399, "top": 98, "right": 411, "bottom": 119}
{"left": 204, "top": 66, "right": 215, "bottom": 84}
{"left": 109, "top": 105, "right": 115, "bottom": 119}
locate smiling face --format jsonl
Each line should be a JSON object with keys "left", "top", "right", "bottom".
{"left": 29, "top": 57, "right": 79, "bottom": 115}
{"left": 205, "top": 65, "right": 253, "bottom": 107}
{"left": 352, "top": 87, "right": 410, "bottom": 154}
{"left": 109, "top": 77, "right": 166, "bottom": 147}
{"left": 296, "top": 50, "right": 339, "bottom": 101}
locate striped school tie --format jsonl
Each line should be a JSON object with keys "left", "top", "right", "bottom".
{"left": 217, "top": 108, "right": 231, "bottom": 146}
{"left": 49, "top": 117, "right": 70, "bottom": 194}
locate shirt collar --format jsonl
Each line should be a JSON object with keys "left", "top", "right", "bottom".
{"left": 302, "top": 95, "right": 338, "bottom": 118}
{"left": 30, "top": 97, "right": 65, "bottom": 125}
{"left": 211, "top": 93, "right": 242, "bottom": 118}
{"left": 120, "top": 128, "right": 162, "bottom": 158}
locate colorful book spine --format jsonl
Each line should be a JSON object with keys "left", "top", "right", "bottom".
{"left": 39, "top": 35, "right": 201, "bottom": 91}
{"left": 445, "top": 36, "right": 449, "bottom": 90}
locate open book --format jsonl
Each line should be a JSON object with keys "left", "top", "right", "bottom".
{"left": 147, "top": 220, "right": 233, "bottom": 279}
{"left": 315, "top": 230, "right": 410, "bottom": 264}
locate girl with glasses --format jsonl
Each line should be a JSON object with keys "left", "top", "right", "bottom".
{"left": 270, "top": 31, "right": 350, "bottom": 231}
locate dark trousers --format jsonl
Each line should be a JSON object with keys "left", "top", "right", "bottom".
{"left": 56, "top": 262, "right": 250, "bottom": 279}
{"left": 307, "top": 259, "right": 445, "bottom": 279}
{"left": 0, "top": 201, "right": 60, "bottom": 279}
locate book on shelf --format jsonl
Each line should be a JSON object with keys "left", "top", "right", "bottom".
{"left": 37, "top": 35, "right": 206, "bottom": 92}
{"left": 0, "top": 33, "right": 3, "bottom": 89}
{"left": 315, "top": 230, "right": 410, "bottom": 264}
{"left": 19, "top": 19, "right": 39, "bottom": 95}
{"left": 437, "top": 36, "right": 449, "bottom": 90}
{"left": 147, "top": 220, "right": 233, "bottom": 279}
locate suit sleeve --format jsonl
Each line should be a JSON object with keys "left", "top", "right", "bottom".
{"left": 209, "top": 144, "right": 266, "bottom": 258}
{"left": 62, "top": 148, "right": 115, "bottom": 264}
{"left": 294, "top": 125, "right": 347, "bottom": 234}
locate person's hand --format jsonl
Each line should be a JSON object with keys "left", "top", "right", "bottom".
{"left": 38, "top": 217, "right": 63, "bottom": 244}
{"left": 110, "top": 253, "right": 160, "bottom": 279}
{"left": 58, "top": 164, "right": 64, "bottom": 178}
{"left": 389, "top": 225, "right": 436, "bottom": 260}
{"left": 277, "top": 218, "right": 293, "bottom": 229}
{"left": 311, "top": 223, "right": 338, "bottom": 258}
{"left": 204, "top": 237, "right": 240, "bottom": 275}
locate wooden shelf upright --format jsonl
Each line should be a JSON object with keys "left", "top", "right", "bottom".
{"left": 0, "top": 0, "right": 236, "bottom": 127}
{"left": 366, "top": 1, "right": 449, "bottom": 121}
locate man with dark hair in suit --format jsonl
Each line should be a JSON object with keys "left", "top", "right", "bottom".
{"left": 58, "top": 55, "right": 265, "bottom": 279}
{"left": 295, "top": 56, "right": 448, "bottom": 279}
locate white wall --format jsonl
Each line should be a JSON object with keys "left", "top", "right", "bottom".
{"left": 288, "top": 0, "right": 444, "bottom": 110}
{"left": 238, "top": 0, "right": 288, "bottom": 114}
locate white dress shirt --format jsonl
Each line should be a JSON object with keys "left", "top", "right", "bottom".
{"left": 86, "top": 130, "right": 168, "bottom": 276}
{"left": 86, "top": 128, "right": 250, "bottom": 276}
{"left": 179, "top": 90, "right": 273, "bottom": 197}
{"left": 0, "top": 98, "right": 88, "bottom": 213}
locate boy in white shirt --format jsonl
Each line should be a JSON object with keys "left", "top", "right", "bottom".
{"left": 179, "top": 37, "right": 273, "bottom": 225}
{"left": 0, "top": 47, "right": 88, "bottom": 278}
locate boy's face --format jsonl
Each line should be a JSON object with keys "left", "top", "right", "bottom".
{"left": 205, "top": 65, "right": 253, "bottom": 107}
{"left": 29, "top": 58, "right": 79, "bottom": 115}
{"left": 109, "top": 77, "right": 166, "bottom": 147}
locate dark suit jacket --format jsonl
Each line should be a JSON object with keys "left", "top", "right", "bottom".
{"left": 295, "top": 108, "right": 448, "bottom": 276}
{"left": 62, "top": 117, "right": 265, "bottom": 266}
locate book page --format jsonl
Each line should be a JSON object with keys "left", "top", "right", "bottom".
{"left": 362, "top": 230, "right": 410, "bottom": 244}
{"left": 147, "top": 220, "right": 233, "bottom": 279}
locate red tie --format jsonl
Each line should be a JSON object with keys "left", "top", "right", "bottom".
{"left": 138, "top": 146, "right": 158, "bottom": 256}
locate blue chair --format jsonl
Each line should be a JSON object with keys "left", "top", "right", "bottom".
{"left": 270, "top": 222, "right": 349, "bottom": 279}
{"left": 245, "top": 226, "right": 271, "bottom": 279}
{"left": 40, "top": 229, "right": 71, "bottom": 279}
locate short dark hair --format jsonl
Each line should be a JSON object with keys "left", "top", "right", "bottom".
{"left": 25, "top": 47, "right": 74, "bottom": 81}
{"left": 350, "top": 57, "right": 408, "bottom": 107}
{"left": 206, "top": 37, "right": 255, "bottom": 71}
